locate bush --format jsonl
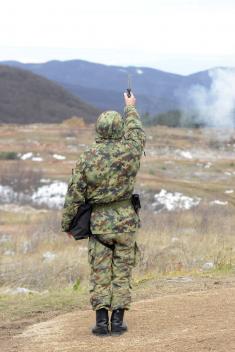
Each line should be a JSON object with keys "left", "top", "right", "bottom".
{"left": 0, "top": 162, "right": 43, "bottom": 193}
{"left": 0, "top": 151, "right": 19, "bottom": 160}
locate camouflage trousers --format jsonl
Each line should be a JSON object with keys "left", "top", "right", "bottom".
{"left": 88, "top": 232, "right": 138, "bottom": 311}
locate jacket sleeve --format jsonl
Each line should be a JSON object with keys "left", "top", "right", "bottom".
{"left": 61, "top": 154, "right": 87, "bottom": 232}
{"left": 123, "top": 105, "right": 146, "bottom": 156}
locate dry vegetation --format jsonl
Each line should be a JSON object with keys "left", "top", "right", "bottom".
{"left": 0, "top": 122, "right": 235, "bottom": 323}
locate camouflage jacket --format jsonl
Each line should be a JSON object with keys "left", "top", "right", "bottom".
{"left": 61, "top": 106, "right": 146, "bottom": 234}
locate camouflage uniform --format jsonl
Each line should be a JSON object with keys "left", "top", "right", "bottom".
{"left": 61, "top": 105, "right": 146, "bottom": 310}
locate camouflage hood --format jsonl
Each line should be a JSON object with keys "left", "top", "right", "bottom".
{"left": 95, "top": 111, "right": 124, "bottom": 141}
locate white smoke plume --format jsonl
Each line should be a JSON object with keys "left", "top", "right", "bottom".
{"left": 188, "top": 68, "right": 235, "bottom": 129}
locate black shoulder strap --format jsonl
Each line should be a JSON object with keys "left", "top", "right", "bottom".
{"left": 91, "top": 233, "right": 115, "bottom": 251}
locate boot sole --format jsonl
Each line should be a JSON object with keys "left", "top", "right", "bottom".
{"left": 111, "top": 330, "right": 126, "bottom": 336}
{"left": 92, "top": 331, "right": 110, "bottom": 337}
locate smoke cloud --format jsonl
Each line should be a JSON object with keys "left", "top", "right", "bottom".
{"left": 187, "top": 68, "right": 235, "bottom": 129}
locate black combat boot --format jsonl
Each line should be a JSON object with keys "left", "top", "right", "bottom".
{"left": 111, "top": 309, "right": 128, "bottom": 336}
{"left": 92, "top": 308, "right": 109, "bottom": 336}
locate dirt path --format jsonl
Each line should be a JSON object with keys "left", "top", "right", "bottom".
{"left": 3, "top": 286, "right": 234, "bottom": 352}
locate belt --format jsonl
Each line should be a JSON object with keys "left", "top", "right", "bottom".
{"left": 92, "top": 198, "right": 131, "bottom": 209}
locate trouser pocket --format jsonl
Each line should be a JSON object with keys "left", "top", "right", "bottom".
{"left": 133, "top": 241, "right": 141, "bottom": 267}
{"left": 88, "top": 237, "right": 95, "bottom": 265}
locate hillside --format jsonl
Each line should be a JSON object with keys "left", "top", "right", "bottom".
{"left": 0, "top": 65, "right": 100, "bottom": 124}
{"left": 2, "top": 59, "right": 215, "bottom": 114}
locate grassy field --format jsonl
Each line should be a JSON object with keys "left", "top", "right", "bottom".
{"left": 0, "top": 120, "right": 235, "bottom": 325}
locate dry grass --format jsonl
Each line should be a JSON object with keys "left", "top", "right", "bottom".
{"left": 136, "top": 204, "right": 235, "bottom": 275}
{"left": 0, "top": 122, "right": 234, "bottom": 294}
{"left": 0, "top": 204, "right": 234, "bottom": 293}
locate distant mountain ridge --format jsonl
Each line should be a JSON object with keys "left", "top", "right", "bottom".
{"left": 0, "top": 65, "right": 100, "bottom": 124}
{"left": 2, "top": 59, "right": 217, "bottom": 114}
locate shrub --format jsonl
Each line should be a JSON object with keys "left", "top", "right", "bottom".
{"left": 0, "top": 162, "right": 43, "bottom": 193}
{"left": 0, "top": 151, "right": 19, "bottom": 160}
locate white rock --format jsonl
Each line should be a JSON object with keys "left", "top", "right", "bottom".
{"left": 171, "top": 237, "right": 179, "bottom": 243}
{"left": 166, "top": 277, "right": 193, "bottom": 283}
{"left": 40, "top": 178, "right": 51, "bottom": 184}
{"left": 0, "top": 234, "right": 11, "bottom": 243}
{"left": 21, "top": 152, "right": 33, "bottom": 160}
{"left": 202, "top": 262, "right": 214, "bottom": 270}
{"left": 205, "top": 162, "right": 212, "bottom": 168}
{"left": 4, "top": 250, "right": 15, "bottom": 256}
{"left": 4, "top": 287, "right": 39, "bottom": 295}
{"left": 42, "top": 251, "right": 57, "bottom": 262}
{"left": 210, "top": 200, "right": 228, "bottom": 206}
{"left": 180, "top": 151, "right": 193, "bottom": 159}
{"left": 32, "top": 157, "right": 43, "bottom": 162}
{"left": 53, "top": 154, "right": 66, "bottom": 160}
{"left": 225, "top": 189, "right": 234, "bottom": 194}
{"left": 21, "top": 241, "right": 31, "bottom": 254}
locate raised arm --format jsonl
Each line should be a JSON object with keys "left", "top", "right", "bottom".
{"left": 123, "top": 92, "right": 146, "bottom": 156}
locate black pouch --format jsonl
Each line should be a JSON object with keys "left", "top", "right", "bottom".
{"left": 131, "top": 194, "right": 141, "bottom": 214}
{"left": 68, "top": 203, "right": 92, "bottom": 240}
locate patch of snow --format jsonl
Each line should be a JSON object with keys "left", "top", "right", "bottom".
{"left": 0, "top": 185, "right": 18, "bottom": 203}
{"left": 40, "top": 178, "right": 51, "bottom": 184}
{"left": 179, "top": 151, "right": 193, "bottom": 159}
{"left": 21, "top": 241, "right": 31, "bottom": 254}
{"left": 4, "top": 250, "right": 15, "bottom": 256}
{"left": 118, "top": 68, "right": 127, "bottom": 73}
{"left": 224, "top": 172, "right": 232, "bottom": 176}
{"left": 0, "top": 234, "right": 11, "bottom": 243}
{"left": 202, "top": 262, "right": 214, "bottom": 270}
{"left": 204, "top": 162, "right": 212, "bottom": 168}
{"left": 0, "top": 181, "right": 67, "bottom": 209}
{"left": 53, "top": 154, "right": 66, "bottom": 160}
{"left": 152, "top": 189, "right": 200, "bottom": 212}
{"left": 32, "top": 157, "right": 43, "bottom": 162}
{"left": 225, "top": 189, "right": 234, "bottom": 194}
{"left": 4, "top": 287, "right": 39, "bottom": 295}
{"left": 166, "top": 277, "right": 193, "bottom": 283}
{"left": 21, "top": 152, "right": 33, "bottom": 160}
{"left": 210, "top": 200, "right": 228, "bottom": 206}
{"left": 42, "top": 251, "right": 57, "bottom": 262}
{"left": 171, "top": 237, "right": 179, "bottom": 243}
{"left": 66, "top": 136, "right": 76, "bottom": 140}
{"left": 31, "top": 181, "right": 67, "bottom": 209}
{"left": 136, "top": 68, "right": 143, "bottom": 75}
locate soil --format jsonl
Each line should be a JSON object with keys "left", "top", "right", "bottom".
{"left": 1, "top": 278, "right": 235, "bottom": 352}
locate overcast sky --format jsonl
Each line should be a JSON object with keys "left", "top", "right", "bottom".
{"left": 1, "top": 0, "right": 235, "bottom": 74}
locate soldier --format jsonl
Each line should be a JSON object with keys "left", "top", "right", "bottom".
{"left": 61, "top": 92, "right": 146, "bottom": 336}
